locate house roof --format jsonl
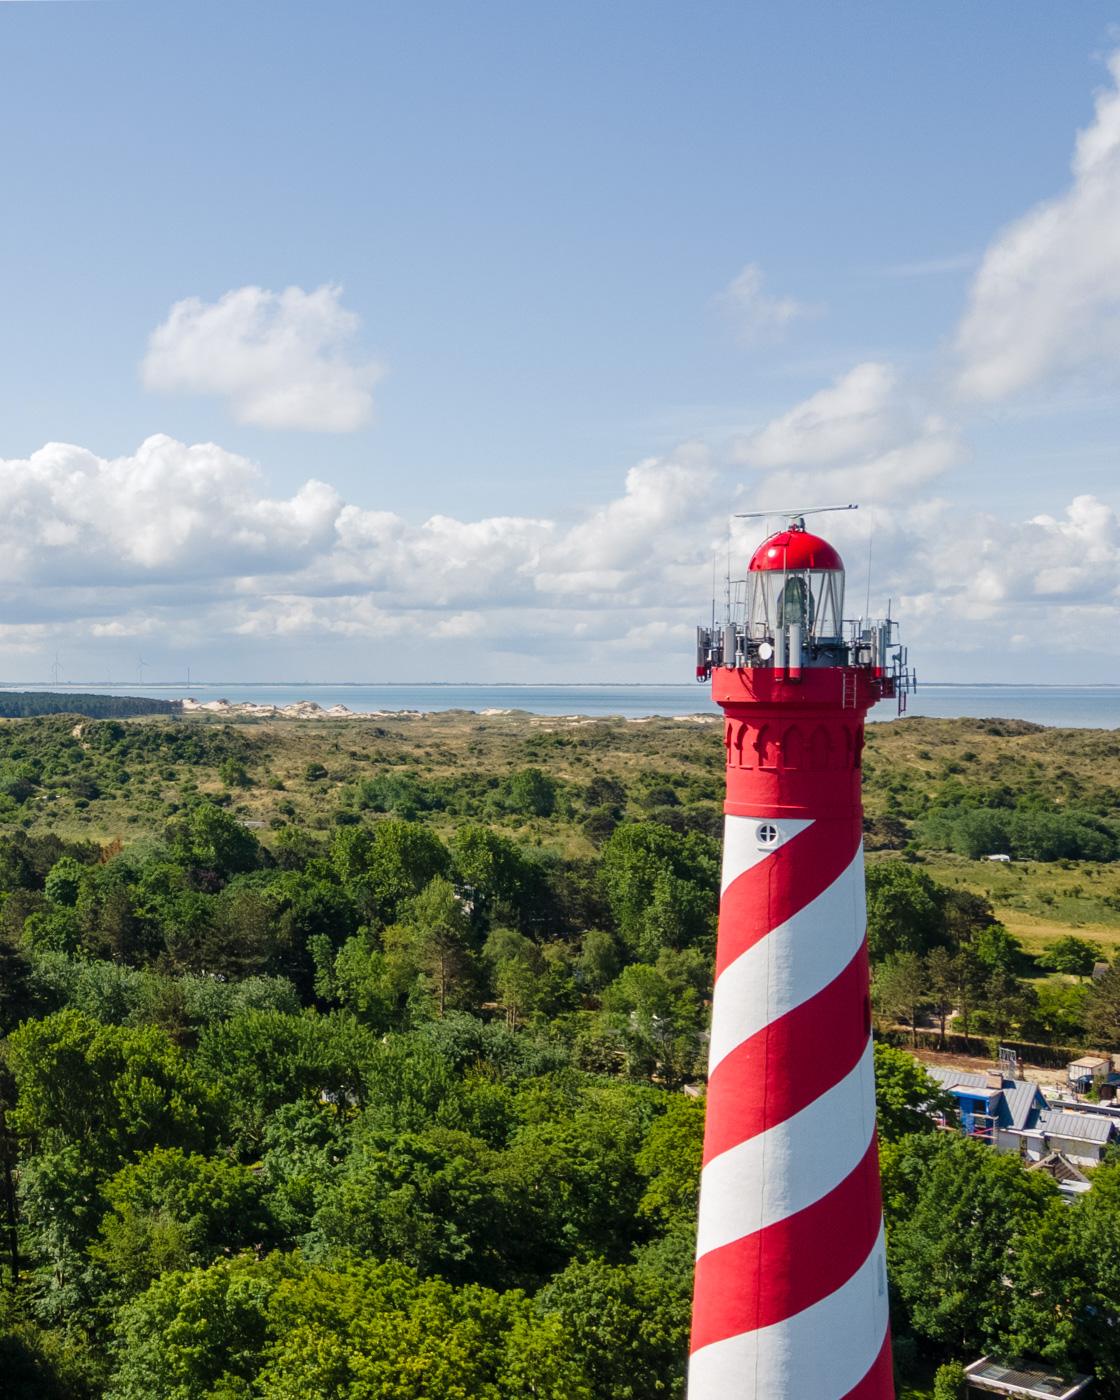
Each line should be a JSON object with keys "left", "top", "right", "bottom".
{"left": 1028, "top": 1152, "right": 1092, "bottom": 1188}
{"left": 965, "top": 1357, "right": 1092, "bottom": 1397}
{"left": 1038, "top": 1109, "right": 1115, "bottom": 1144}
{"left": 1069, "top": 1056, "right": 1110, "bottom": 1070}
{"left": 925, "top": 1066, "right": 992, "bottom": 1094}
{"left": 998, "top": 1079, "right": 1046, "bottom": 1132}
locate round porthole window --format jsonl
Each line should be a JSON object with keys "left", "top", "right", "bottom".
{"left": 756, "top": 823, "right": 779, "bottom": 847}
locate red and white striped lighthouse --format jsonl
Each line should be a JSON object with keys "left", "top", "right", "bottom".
{"left": 690, "top": 516, "right": 909, "bottom": 1400}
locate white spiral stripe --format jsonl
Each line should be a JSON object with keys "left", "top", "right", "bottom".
{"left": 706, "top": 845, "right": 866, "bottom": 1075}
{"left": 720, "top": 815, "right": 814, "bottom": 894}
{"left": 695, "top": 1040, "right": 876, "bottom": 1258}
{"left": 688, "top": 1226, "right": 890, "bottom": 1400}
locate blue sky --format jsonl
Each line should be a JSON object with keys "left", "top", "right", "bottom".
{"left": 1, "top": 2, "right": 1118, "bottom": 683}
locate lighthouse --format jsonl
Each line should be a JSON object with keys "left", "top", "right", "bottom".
{"left": 689, "top": 515, "right": 910, "bottom": 1400}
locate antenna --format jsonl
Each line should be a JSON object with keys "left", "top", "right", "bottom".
{"left": 733, "top": 502, "right": 858, "bottom": 522}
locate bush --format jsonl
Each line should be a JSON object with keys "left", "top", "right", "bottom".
{"left": 933, "top": 1360, "right": 967, "bottom": 1400}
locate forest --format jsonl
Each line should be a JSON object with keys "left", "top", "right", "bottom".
{"left": 0, "top": 708, "right": 1118, "bottom": 1398}
{"left": 0, "top": 694, "right": 180, "bottom": 720}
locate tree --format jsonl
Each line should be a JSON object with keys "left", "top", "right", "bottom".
{"left": 307, "top": 1125, "right": 506, "bottom": 1285}
{"left": 600, "top": 952, "right": 707, "bottom": 1088}
{"left": 872, "top": 953, "right": 929, "bottom": 1045}
{"left": 976, "top": 966, "right": 1036, "bottom": 1041}
{"left": 169, "top": 803, "right": 260, "bottom": 881}
{"left": 1085, "top": 962, "right": 1120, "bottom": 1048}
{"left": 197, "top": 1010, "right": 373, "bottom": 1152}
{"left": 335, "top": 821, "right": 450, "bottom": 925}
{"left": 388, "top": 877, "right": 477, "bottom": 1017}
{"left": 1005, "top": 1162, "right": 1120, "bottom": 1385}
{"left": 452, "top": 826, "right": 533, "bottom": 924}
{"left": 107, "top": 1254, "right": 590, "bottom": 1400}
{"left": 925, "top": 946, "right": 955, "bottom": 1048}
{"left": 91, "top": 1148, "right": 274, "bottom": 1302}
{"left": 886, "top": 1134, "right": 1056, "bottom": 1352}
{"left": 502, "top": 766, "right": 557, "bottom": 817}
{"left": 865, "top": 863, "right": 947, "bottom": 962}
{"left": 1041, "top": 935, "right": 1103, "bottom": 980}
{"left": 873, "top": 1043, "right": 954, "bottom": 1142}
{"left": 598, "top": 823, "right": 718, "bottom": 960}
{"left": 634, "top": 1095, "right": 704, "bottom": 1231}
{"left": 484, "top": 927, "right": 545, "bottom": 1029}
{"left": 933, "top": 1361, "right": 967, "bottom": 1400}
{"left": 538, "top": 1257, "right": 687, "bottom": 1400}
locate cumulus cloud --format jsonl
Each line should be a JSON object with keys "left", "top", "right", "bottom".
{"left": 734, "top": 362, "right": 899, "bottom": 468}
{"left": 0, "top": 429, "right": 1113, "bottom": 682}
{"left": 955, "top": 50, "right": 1120, "bottom": 401}
{"left": 718, "top": 264, "right": 814, "bottom": 341}
{"left": 142, "top": 284, "right": 383, "bottom": 431}
{"left": 731, "top": 361, "right": 960, "bottom": 512}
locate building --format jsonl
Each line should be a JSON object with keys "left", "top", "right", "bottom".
{"left": 926, "top": 1065, "right": 1118, "bottom": 1168}
{"left": 925, "top": 1066, "right": 1047, "bottom": 1147}
{"left": 689, "top": 515, "right": 910, "bottom": 1399}
{"left": 1068, "top": 1055, "right": 1111, "bottom": 1093}
{"left": 964, "top": 1357, "right": 1092, "bottom": 1397}
{"left": 1027, "top": 1151, "right": 1092, "bottom": 1200}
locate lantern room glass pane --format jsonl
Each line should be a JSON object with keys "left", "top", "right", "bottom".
{"left": 747, "top": 568, "right": 844, "bottom": 640}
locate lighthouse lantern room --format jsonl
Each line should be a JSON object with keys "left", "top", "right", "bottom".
{"left": 698, "top": 515, "right": 911, "bottom": 689}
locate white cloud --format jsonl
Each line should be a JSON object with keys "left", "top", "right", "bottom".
{"left": 734, "top": 362, "right": 899, "bottom": 468}
{"left": 0, "top": 429, "right": 1113, "bottom": 683}
{"left": 718, "top": 263, "right": 814, "bottom": 341}
{"left": 142, "top": 284, "right": 383, "bottom": 431}
{"left": 956, "top": 50, "right": 1120, "bottom": 401}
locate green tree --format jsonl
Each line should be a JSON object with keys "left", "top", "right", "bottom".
{"left": 865, "top": 863, "right": 948, "bottom": 962}
{"left": 308, "top": 1125, "right": 507, "bottom": 1285}
{"left": 335, "top": 821, "right": 451, "bottom": 925}
{"left": 1085, "top": 962, "right": 1120, "bottom": 1048}
{"left": 1041, "top": 935, "right": 1103, "bottom": 980}
{"left": 599, "top": 823, "right": 717, "bottom": 960}
{"left": 43, "top": 856, "right": 86, "bottom": 908}
{"left": 634, "top": 1095, "right": 704, "bottom": 1231}
{"left": 1005, "top": 1162, "right": 1120, "bottom": 1384}
{"left": 872, "top": 953, "right": 929, "bottom": 1046}
{"left": 538, "top": 1257, "right": 687, "bottom": 1400}
{"left": 873, "top": 1043, "right": 954, "bottom": 1142}
{"left": 933, "top": 1361, "right": 967, "bottom": 1400}
{"left": 502, "top": 766, "right": 557, "bottom": 817}
{"left": 925, "top": 945, "right": 956, "bottom": 1048}
{"left": 169, "top": 803, "right": 260, "bottom": 880}
{"left": 91, "top": 1147, "right": 274, "bottom": 1302}
{"left": 886, "top": 1134, "right": 1056, "bottom": 1352}
{"left": 600, "top": 951, "right": 707, "bottom": 1088}
{"left": 387, "top": 876, "right": 477, "bottom": 1017}
{"left": 484, "top": 926, "right": 545, "bottom": 1028}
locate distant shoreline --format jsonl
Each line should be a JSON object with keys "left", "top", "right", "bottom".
{"left": 3, "top": 681, "right": 1118, "bottom": 691}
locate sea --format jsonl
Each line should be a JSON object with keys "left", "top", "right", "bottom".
{"left": 5, "top": 682, "right": 1118, "bottom": 728}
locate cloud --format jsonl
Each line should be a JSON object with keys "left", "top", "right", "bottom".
{"left": 142, "top": 284, "right": 383, "bottom": 431}
{"left": 0, "top": 428, "right": 1113, "bottom": 683}
{"left": 955, "top": 50, "right": 1120, "bottom": 401}
{"left": 718, "top": 263, "right": 815, "bottom": 341}
{"left": 733, "top": 362, "right": 899, "bottom": 468}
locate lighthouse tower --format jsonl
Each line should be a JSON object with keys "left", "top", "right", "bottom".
{"left": 689, "top": 517, "right": 909, "bottom": 1400}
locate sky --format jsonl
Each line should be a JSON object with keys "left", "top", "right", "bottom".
{"left": 0, "top": 1, "right": 1119, "bottom": 685}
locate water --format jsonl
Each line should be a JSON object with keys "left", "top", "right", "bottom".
{"left": 3, "top": 682, "right": 1117, "bottom": 728}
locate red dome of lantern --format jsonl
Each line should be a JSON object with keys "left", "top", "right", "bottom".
{"left": 748, "top": 525, "right": 844, "bottom": 573}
